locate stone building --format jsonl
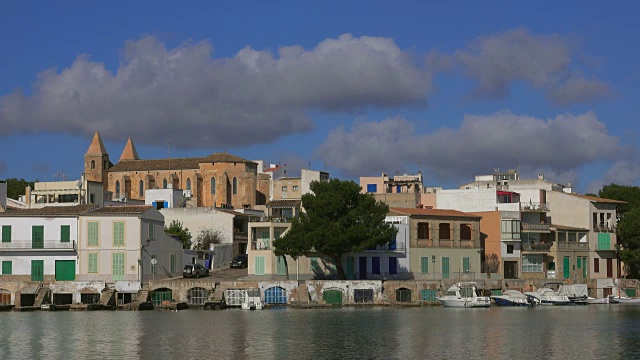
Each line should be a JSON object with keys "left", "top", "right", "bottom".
{"left": 83, "top": 131, "right": 267, "bottom": 209}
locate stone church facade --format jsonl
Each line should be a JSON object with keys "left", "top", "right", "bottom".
{"left": 84, "top": 131, "right": 266, "bottom": 209}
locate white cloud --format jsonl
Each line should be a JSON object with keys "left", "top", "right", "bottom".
{"left": 318, "top": 111, "right": 622, "bottom": 186}
{"left": 0, "top": 34, "right": 432, "bottom": 148}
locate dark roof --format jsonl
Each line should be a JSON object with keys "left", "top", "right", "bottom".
{"left": 389, "top": 207, "right": 482, "bottom": 219}
{"left": 82, "top": 205, "right": 153, "bottom": 216}
{"left": 0, "top": 204, "right": 98, "bottom": 217}
{"left": 108, "top": 152, "right": 255, "bottom": 172}
{"left": 267, "top": 199, "right": 302, "bottom": 208}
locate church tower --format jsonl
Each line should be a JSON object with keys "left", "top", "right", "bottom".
{"left": 119, "top": 137, "right": 140, "bottom": 162}
{"left": 84, "top": 131, "right": 110, "bottom": 188}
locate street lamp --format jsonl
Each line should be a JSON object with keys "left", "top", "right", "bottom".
{"left": 432, "top": 255, "right": 436, "bottom": 281}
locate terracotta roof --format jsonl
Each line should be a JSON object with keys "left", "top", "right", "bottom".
{"left": 258, "top": 173, "right": 271, "bottom": 180}
{"left": 389, "top": 207, "right": 482, "bottom": 218}
{"left": 267, "top": 199, "right": 302, "bottom": 207}
{"left": 569, "top": 193, "right": 626, "bottom": 204}
{"left": 551, "top": 224, "right": 590, "bottom": 231}
{"left": 85, "top": 131, "right": 108, "bottom": 155}
{"left": 119, "top": 138, "right": 140, "bottom": 162}
{"left": 0, "top": 204, "right": 98, "bottom": 217}
{"left": 82, "top": 205, "right": 153, "bottom": 216}
{"left": 108, "top": 152, "right": 255, "bottom": 172}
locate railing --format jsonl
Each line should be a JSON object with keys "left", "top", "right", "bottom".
{"left": 251, "top": 241, "right": 271, "bottom": 250}
{"left": 522, "top": 242, "right": 553, "bottom": 252}
{"left": 250, "top": 216, "right": 293, "bottom": 223}
{"left": 520, "top": 202, "right": 550, "bottom": 211}
{"left": 459, "top": 239, "right": 475, "bottom": 248}
{"left": 596, "top": 242, "right": 616, "bottom": 251}
{"left": 593, "top": 224, "right": 617, "bottom": 233}
{"left": 233, "top": 232, "right": 248, "bottom": 240}
{"left": 0, "top": 240, "right": 76, "bottom": 250}
{"left": 521, "top": 223, "right": 551, "bottom": 232}
{"left": 365, "top": 242, "right": 407, "bottom": 253}
{"left": 556, "top": 242, "right": 589, "bottom": 249}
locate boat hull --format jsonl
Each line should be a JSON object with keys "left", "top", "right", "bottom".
{"left": 492, "top": 297, "right": 529, "bottom": 307}
{"left": 439, "top": 298, "right": 491, "bottom": 308}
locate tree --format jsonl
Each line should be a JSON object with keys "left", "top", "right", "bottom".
{"left": 273, "top": 179, "right": 398, "bottom": 280}
{"left": 193, "top": 228, "right": 225, "bottom": 250}
{"left": 484, "top": 253, "right": 500, "bottom": 274}
{"left": 599, "top": 184, "right": 640, "bottom": 215}
{"left": 3, "top": 178, "right": 36, "bottom": 200}
{"left": 617, "top": 207, "right": 640, "bottom": 278}
{"left": 164, "top": 220, "right": 192, "bottom": 249}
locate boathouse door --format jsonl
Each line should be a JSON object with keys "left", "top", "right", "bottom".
{"left": 358, "top": 257, "right": 367, "bottom": 280}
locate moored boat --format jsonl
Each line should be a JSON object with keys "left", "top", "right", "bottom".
{"left": 586, "top": 297, "right": 610, "bottom": 305}
{"left": 524, "top": 282, "right": 571, "bottom": 306}
{"left": 438, "top": 282, "right": 491, "bottom": 308}
{"left": 491, "top": 290, "right": 532, "bottom": 306}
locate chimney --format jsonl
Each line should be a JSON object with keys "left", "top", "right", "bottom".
{"left": 538, "top": 173, "right": 544, "bottom": 180}
{"left": 26, "top": 186, "right": 32, "bottom": 208}
{"left": 567, "top": 180, "right": 572, "bottom": 188}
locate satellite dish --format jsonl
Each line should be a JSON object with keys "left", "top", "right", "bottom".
{"left": 76, "top": 181, "right": 83, "bottom": 189}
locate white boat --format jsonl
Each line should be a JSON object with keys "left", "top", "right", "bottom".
{"left": 524, "top": 282, "right": 572, "bottom": 306}
{"left": 586, "top": 297, "right": 610, "bottom": 304}
{"left": 438, "top": 282, "right": 491, "bottom": 308}
{"left": 610, "top": 296, "right": 640, "bottom": 304}
{"left": 491, "top": 290, "right": 532, "bottom": 306}
{"left": 241, "top": 289, "right": 264, "bottom": 310}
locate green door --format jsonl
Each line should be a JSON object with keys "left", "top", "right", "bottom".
{"left": 31, "top": 260, "right": 44, "bottom": 281}
{"left": 55, "top": 260, "right": 75, "bottom": 281}
{"left": 32, "top": 226, "right": 44, "bottom": 249}
{"left": 563, "top": 257, "right": 570, "bottom": 279}
{"left": 582, "top": 257, "right": 587, "bottom": 278}
{"left": 112, "top": 253, "right": 125, "bottom": 281}
{"left": 442, "top": 257, "right": 450, "bottom": 279}
{"left": 323, "top": 290, "right": 343, "bottom": 305}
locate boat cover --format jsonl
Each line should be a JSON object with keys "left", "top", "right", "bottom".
{"left": 558, "top": 284, "right": 588, "bottom": 298}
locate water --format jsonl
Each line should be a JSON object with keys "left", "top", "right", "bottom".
{"left": 1, "top": 305, "right": 639, "bottom": 359}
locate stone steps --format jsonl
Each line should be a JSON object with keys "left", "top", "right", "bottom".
{"left": 298, "top": 285, "right": 310, "bottom": 302}
{"left": 99, "top": 289, "right": 115, "bottom": 306}
{"left": 33, "top": 284, "right": 50, "bottom": 307}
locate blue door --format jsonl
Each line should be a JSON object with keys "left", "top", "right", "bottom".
{"left": 264, "top": 287, "right": 287, "bottom": 304}
{"left": 359, "top": 257, "right": 367, "bottom": 280}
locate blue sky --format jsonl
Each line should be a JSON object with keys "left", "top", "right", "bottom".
{"left": 1, "top": 1, "right": 639, "bottom": 193}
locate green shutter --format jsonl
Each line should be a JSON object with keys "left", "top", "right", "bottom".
{"left": 563, "top": 257, "right": 570, "bottom": 279}
{"left": 255, "top": 256, "right": 265, "bottom": 275}
{"left": 2, "top": 261, "right": 12, "bottom": 275}
{"left": 577, "top": 257, "right": 582, "bottom": 269}
{"left": 60, "top": 225, "right": 70, "bottom": 242}
{"left": 1, "top": 225, "right": 11, "bottom": 242}
{"left": 55, "top": 260, "right": 75, "bottom": 281}
{"left": 598, "top": 233, "right": 611, "bottom": 250}
{"left": 420, "top": 256, "right": 429, "bottom": 273}
{"left": 113, "top": 222, "right": 125, "bottom": 245}
{"left": 88, "top": 253, "right": 98, "bottom": 273}
{"left": 31, "top": 260, "right": 44, "bottom": 281}
{"left": 346, "top": 257, "right": 355, "bottom": 279}
{"left": 88, "top": 222, "right": 99, "bottom": 246}
{"left": 261, "top": 230, "right": 270, "bottom": 248}
{"left": 442, "top": 257, "right": 450, "bottom": 279}
{"left": 112, "top": 253, "right": 125, "bottom": 281}
{"left": 463, "top": 257, "right": 471, "bottom": 273}
{"left": 276, "top": 256, "right": 286, "bottom": 276}
{"left": 32, "top": 226, "right": 44, "bottom": 249}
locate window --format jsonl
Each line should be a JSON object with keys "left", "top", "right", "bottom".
{"left": 522, "top": 254, "right": 543, "bottom": 272}
{"left": 366, "top": 184, "right": 377, "bottom": 193}
{"left": 88, "top": 222, "right": 99, "bottom": 246}
{"left": 389, "top": 257, "right": 397, "bottom": 275}
{"left": 81, "top": 293, "right": 100, "bottom": 305}
{"left": 211, "top": 177, "right": 216, "bottom": 194}
{"left": 460, "top": 224, "right": 472, "bottom": 240}
{"left": 420, "top": 289, "right": 437, "bottom": 301}
{"left": 417, "top": 222, "right": 429, "bottom": 239}
{"left": 151, "top": 254, "right": 157, "bottom": 274}
{"left": 277, "top": 256, "right": 286, "bottom": 276}
{"left": 372, "top": 257, "right": 381, "bottom": 275}
{"left": 501, "top": 219, "right": 521, "bottom": 240}
{"left": 548, "top": 262, "right": 555, "bottom": 270}
{"left": 32, "top": 226, "right": 44, "bottom": 249}
{"left": 139, "top": 180, "right": 144, "bottom": 196}
{"left": 255, "top": 256, "right": 265, "bottom": 275}
{"left": 186, "top": 178, "right": 191, "bottom": 191}
{"left": 439, "top": 223, "right": 451, "bottom": 240}
{"left": 420, "top": 256, "right": 429, "bottom": 273}
{"left": 293, "top": 186, "right": 299, "bottom": 191}
{"left": 162, "top": 179, "right": 167, "bottom": 189}
{"left": 103, "top": 160, "right": 107, "bottom": 170}
{"left": 598, "top": 233, "right": 611, "bottom": 250}
{"left": 112, "top": 253, "right": 125, "bottom": 280}
{"left": 261, "top": 230, "right": 270, "bottom": 249}
{"left": 91, "top": 160, "right": 95, "bottom": 170}
{"left": 115, "top": 181, "right": 120, "bottom": 197}
{"left": 232, "top": 177, "right": 237, "bottom": 195}
{"left": 442, "top": 257, "right": 450, "bottom": 278}
{"left": 171, "top": 254, "right": 176, "bottom": 273}
{"left": 187, "top": 287, "right": 208, "bottom": 305}
{"left": 148, "top": 222, "right": 155, "bottom": 240}
{"left": 2, "top": 261, "right": 12, "bottom": 275}
{"left": 282, "top": 186, "right": 287, "bottom": 192}
{"left": 463, "top": 257, "right": 471, "bottom": 273}
{"left": 396, "top": 288, "right": 411, "bottom": 302}
{"left": 594, "top": 258, "right": 600, "bottom": 273}
{"left": 60, "top": 225, "right": 70, "bottom": 242}
{"left": 88, "top": 253, "right": 98, "bottom": 273}
{"left": 113, "top": 222, "right": 125, "bottom": 246}
{"left": 2, "top": 225, "right": 11, "bottom": 243}
{"left": 507, "top": 244, "right": 514, "bottom": 254}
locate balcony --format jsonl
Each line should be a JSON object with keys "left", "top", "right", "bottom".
{"left": 251, "top": 241, "right": 272, "bottom": 251}
{"left": 596, "top": 242, "right": 616, "bottom": 251}
{"left": 438, "top": 239, "right": 454, "bottom": 247}
{"left": 520, "top": 202, "right": 549, "bottom": 212}
{"left": 233, "top": 232, "right": 248, "bottom": 240}
{"left": 593, "top": 224, "right": 616, "bottom": 233}
{"left": 521, "top": 223, "right": 551, "bottom": 232}
{"left": 459, "top": 240, "right": 475, "bottom": 248}
{"left": 556, "top": 242, "right": 588, "bottom": 250}
{"left": 522, "top": 242, "right": 553, "bottom": 252}
{"left": 365, "top": 242, "right": 407, "bottom": 253}
{"left": 0, "top": 240, "right": 76, "bottom": 251}
{"left": 250, "top": 216, "right": 293, "bottom": 223}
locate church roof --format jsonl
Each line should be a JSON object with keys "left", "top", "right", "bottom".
{"left": 108, "top": 152, "right": 255, "bottom": 172}
{"left": 85, "top": 131, "right": 108, "bottom": 156}
{"left": 119, "top": 138, "right": 140, "bottom": 162}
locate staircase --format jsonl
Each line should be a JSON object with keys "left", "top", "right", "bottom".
{"left": 137, "top": 289, "right": 150, "bottom": 303}
{"left": 297, "top": 285, "right": 310, "bottom": 303}
{"left": 99, "top": 288, "right": 115, "bottom": 306}
{"left": 33, "top": 284, "right": 50, "bottom": 307}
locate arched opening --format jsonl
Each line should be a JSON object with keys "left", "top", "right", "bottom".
{"left": 163, "top": 179, "right": 168, "bottom": 189}
{"left": 0, "top": 288, "right": 11, "bottom": 305}
{"left": 139, "top": 180, "right": 144, "bottom": 197}
{"left": 186, "top": 178, "right": 191, "bottom": 191}
{"left": 396, "top": 288, "right": 412, "bottom": 303}
{"left": 115, "top": 181, "right": 120, "bottom": 198}
{"left": 322, "top": 289, "right": 343, "bottom": 305}
{"left": 264, "top": 286, "right": 287, "bottom": 304}
{"left": 187, "top": 287, "right": 208, "bottom": 305}
{"left": 90, "top": 160, "right": 95, "bottom": 170}
{"left": 151, "top": 288, "right": 173, "bottom": 306}
{"left": 232, "top": 177, "right": 238, "bottom": 195}
{"left": 211, "top": 177, "right": 216, "bottom": 194}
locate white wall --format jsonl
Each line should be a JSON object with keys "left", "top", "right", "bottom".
{"left": 437, "top": 189, "right": 499, "bottom": 212}
{"left": 161, "top": 207, "right": 234, "bottom": 245}
{"left": 0, "top": 216, "right": 80, "bottom": 244}
{"left": 0, "top": 255, "right": 77, "bottom": 277}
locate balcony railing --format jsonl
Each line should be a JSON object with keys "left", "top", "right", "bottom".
{"left": 596, "top": 242, "right": 616, "bottom": 251}
{"left": 251, "top": 241, "right": 271, "bottom": 250}
{"left": 520, "top": 202, "right": 550, "bottom": 211}
{"left": 0, "top": 240, "right": 76, "bottom": 251}
{"left": 593, "top": 224, "right": 617, "bottom": 233}
{"left": 521, "top": 223, "right": 551, "bottom": 232}
{"left": 522, "top": 242, "right": 553, "bottom": 252}
{"left": 365, "top": 242, "right": 407, "bottom": 253}
{"left": 459, "top": 239, "right": 475, "bottom": 248}
{"left": 233, "top": 232, "right": 248, "bottom": 240}
{"left": 556, "top": 242, "right": 588, "bottom": 249}
{"left": 250, "top": 216, "right": 293, "bottom": 223}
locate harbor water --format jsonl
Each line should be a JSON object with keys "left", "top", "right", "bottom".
{"left": 1, "top": 305, "right": 639, "bottom": 359}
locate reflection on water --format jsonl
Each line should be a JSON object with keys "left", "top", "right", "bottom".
{"left": 1, "top": 306, "right": 639, "bottom": 359}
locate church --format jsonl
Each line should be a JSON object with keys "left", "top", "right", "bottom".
{"left": 83, "top": 131, "right": 266, "bottom": 209}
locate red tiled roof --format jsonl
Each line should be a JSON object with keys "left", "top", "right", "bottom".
{"left": 389, "top": 207, "right": 482, "bottom": 218}
{"left": 108, "top": 152, "right": 255, "bottom": 172}
{"left": 0, "top": 204, "right": 98, "bottom": 217}
{"left": 82, "top": 205, "right": 153, "bottom": 216}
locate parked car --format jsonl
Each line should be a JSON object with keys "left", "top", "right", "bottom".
{"left": 230, "top": 254, "right": 248, "bottom": 268}
{"left": 183, "top": 264, "right": 209, "bottom": 278}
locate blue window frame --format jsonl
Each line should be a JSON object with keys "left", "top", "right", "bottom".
{"left": 264, "top": 286, "right": 287, "bottom": 304}
{"left": 366, "top": 184, "right": 377, "bottom": 193}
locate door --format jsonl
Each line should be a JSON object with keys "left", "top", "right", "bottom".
{"left": 372, "top": 257, "right": 380, "bottom": 275}
{"left": 582, "top": 257, "right": 588, "bottom": 278}
{"left": 358, "top": 257, "right": 367, "bottom": 280}
{"left": 31, "top": 260, "right": 44, "bottom": 281}
{"left": 504, "top": 261, "right": 517, "bottom": 279}
{"left": 607, "top": 258, "right": 613, "bottom": 278}
{"left": 32, "top": 226, "right": 44, "bottom": 249}
{"left": 563, "top": 257, "right": 570, "bottom": 279}
{"left": 323, "top": 290, "right": 343, "bottom": 305}
{"left": 55, "top": 260, "right": 75, "bottom": 281}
